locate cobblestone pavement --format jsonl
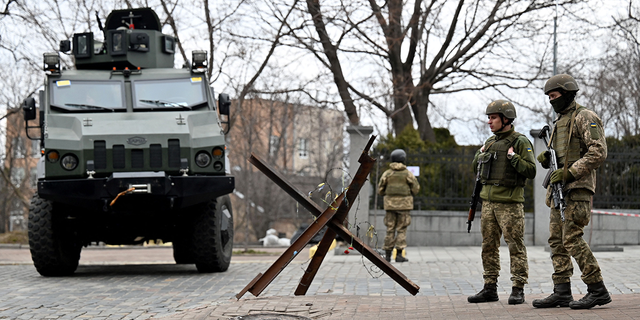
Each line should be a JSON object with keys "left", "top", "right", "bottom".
{"left": 1, "top": 245, "right": 639, "bottom": 319}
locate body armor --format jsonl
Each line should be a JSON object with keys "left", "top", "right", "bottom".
{"left": 480, "top": 132, "right": 526, "bottom": 187}
{"left": 384, "top": 170, "right": 412, "bottom": 197}
{"left": 552, "top": 106, "right": 587, "bottom": 172}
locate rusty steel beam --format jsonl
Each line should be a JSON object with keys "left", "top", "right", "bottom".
{"left": 235, "top": 190, "right": 345, "bottom": 299}
{"left": 295, "top": 135, "right": 377, "bottom": 295}
{"left": 236, "top": 135, "right": 420, "bottom": 299}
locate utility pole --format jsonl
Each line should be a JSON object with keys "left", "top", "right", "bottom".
{"left": 553, "top": 0, "right": 558, "bottom": 75}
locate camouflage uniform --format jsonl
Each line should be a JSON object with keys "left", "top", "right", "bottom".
{"left": 473, "top": 126, "right": 536, "bottom": 288}
{"left": 546, "top": 101, "right": 607, "bottom": 285}
{"left": 378, "top": 162, "right": 420, "bottom": 251}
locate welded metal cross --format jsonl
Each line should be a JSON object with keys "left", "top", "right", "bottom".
{"left": 236, "top": 135, "right": 420, "bottom": 299}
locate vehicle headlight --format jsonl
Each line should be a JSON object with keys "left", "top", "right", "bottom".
{"left": 212, "top": 146, "right": 224, "bottom": 159}
{"left": 195, "top": 151, "right": 212, "bottom": 168}
{"left": 46, "top": 150, "right": 60, "bottom": 163}
{"left": 61, "top": 154, "right": 78, "bottom": 171}
{"left": 213, "top": 161, "right": 223, "bottom": 171}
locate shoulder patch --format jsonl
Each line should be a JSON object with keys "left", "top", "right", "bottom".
{"left": 527, "top": 147, "right": 532, "bottom": 152}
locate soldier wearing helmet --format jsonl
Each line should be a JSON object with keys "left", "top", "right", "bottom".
{"left": 377, "top": 148, "right": 419, "bottom": 263}
{"left": 468, "top": 99, "right": 536, "bottom": 306}
{"left": 533, "top": 74, "right": 610, "bottom": 310}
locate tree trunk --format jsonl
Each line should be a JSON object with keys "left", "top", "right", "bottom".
{"left": 415, "top": 85, "right": 436, "bottom": 143}
{"left": 306, "top": 0, "right": 360, "bottom": 126}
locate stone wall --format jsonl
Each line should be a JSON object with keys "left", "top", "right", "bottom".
{"left": 370, "top": 209, "right": 640, "bottom": 247}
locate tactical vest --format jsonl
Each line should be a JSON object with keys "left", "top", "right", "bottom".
{"left": 480, "top": 132, "right": 526, "bottom": 187}
{"left": 384, "top": 170, "right": 412, "bottom": 197}
{"left": 553, "top": 106, "right": 588, "bottom": 168}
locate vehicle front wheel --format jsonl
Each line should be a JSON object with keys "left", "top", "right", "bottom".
{"left": 28, "top": 194, "right": 81, "bottom": 276}
{"left": 192, "top": 195, "right": 234, "bottom": 272}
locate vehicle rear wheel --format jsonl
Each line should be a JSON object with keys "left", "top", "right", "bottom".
{"left": 192, "top": 195, "right": 234, "bottom": 272}
{"left": 28, "top": 194, "right": 82, "bottom": 276}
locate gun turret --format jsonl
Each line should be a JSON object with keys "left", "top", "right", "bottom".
{"left": 69, "top": 8, "right": 176, "bottom": 70}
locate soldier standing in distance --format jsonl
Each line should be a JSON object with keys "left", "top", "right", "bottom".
{"left": 467, "top": 100, "right": 536, "bottom": 305}
{"left": 532, "top": 74, "right": 611, "bottom": 309}
{"left": 377, "top": 149, "right": 420, "bottom": 263}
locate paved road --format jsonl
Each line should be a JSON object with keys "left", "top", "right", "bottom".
{"left": 1, "top": 245, "right": 638, "bottom": 319}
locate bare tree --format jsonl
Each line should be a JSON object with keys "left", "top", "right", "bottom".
{"left": 579, "top": 0, "right": 640, "bottom": 138}
{"left": 293, "top": 0, "right": 582, "bottom": 142}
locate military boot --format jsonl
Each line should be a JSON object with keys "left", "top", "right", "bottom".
{"left": 385, "top": 250, "right": 392, "bottom": 262}
{"left": 395, "top": 249, "right": 408, "bottom": 262}
{"left": 508, "top": 286, "right": 525, "bottom": 305}
{"left": 532, "top": 283, "right": 573, "bottom": 308}
{"left": 467, "top": 283, "right": 499, "bottom": 303}
{"left": 569, "top": 281, "right": 612, "bottom": 309}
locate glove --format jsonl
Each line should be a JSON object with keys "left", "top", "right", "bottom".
{"left": 537, "top": 151, "right": 550, "bottom": 169}
{"left": 549, "top": 168, "right": 575, "bottom": 184}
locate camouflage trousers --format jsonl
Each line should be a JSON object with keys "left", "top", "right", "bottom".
{"left": 383, "top": 210, "right": 411, "bottom": 251}
{"left": 480, "top": 201, "right": 528, "bottom": 287}
{"left": 548, "top": 190, "right": 603, "bottom": 285}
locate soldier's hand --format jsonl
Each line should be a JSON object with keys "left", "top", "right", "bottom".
{"left": 549, "top": 168, "right": 575, "bottom": 184}
{"left": 537, "top": 151, "right": 550, "bottom": 169}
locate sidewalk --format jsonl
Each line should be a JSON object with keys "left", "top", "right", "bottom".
{"left": 156, "top": 294, "right": 640, "bottom": 319}
{"left": 153, "top": 245, "right": 640, "bottom": 320}
{"left": 2, "top": 244, "right": 638, "bottom": 319}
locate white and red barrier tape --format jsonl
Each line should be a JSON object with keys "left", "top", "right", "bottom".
{"left": 591, "top": 210, "right": 640, "bottom": 218}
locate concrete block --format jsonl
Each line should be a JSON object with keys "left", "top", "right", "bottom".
{"left": 613, "top": 231, "right": 640, "bottom": 245}
{"left": 585, "top": 230, "right": 615, "bottom": 246}
{"left": 599, "top": 216, "right": 627, "bottom": 230}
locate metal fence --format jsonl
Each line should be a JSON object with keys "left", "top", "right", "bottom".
{"left": 594, "top": 149, "right": 640, "bottom": 209}
{"left": 372, "top": 145, "right": 640, "bottom": 212}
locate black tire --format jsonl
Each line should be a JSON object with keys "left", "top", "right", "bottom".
{"left": 27, "top": 194, "right": 81, "bottom": 276}
{"left": 192, "top": 195, "right": 234, "bottom": 273}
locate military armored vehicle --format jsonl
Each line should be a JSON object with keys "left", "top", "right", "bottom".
{"left": 22, "top": 8, "right": 234, "bottom": 276}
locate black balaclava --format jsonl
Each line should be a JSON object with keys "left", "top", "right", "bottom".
{"left": 550, "top": 90, "right": 576, "bottom": 113}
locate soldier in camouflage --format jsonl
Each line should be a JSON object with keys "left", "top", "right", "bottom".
{"left": 377, "top": 149, "right": 420, "bottom": 263}
{"left": 468, "top": 100, "right": 536, "bottom": 305}
{"left": 533, "top": 74, "right": 611, "bottom": 310}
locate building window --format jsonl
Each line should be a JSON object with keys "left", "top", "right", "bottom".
{"left": 10, "top": 167, "right": 25, "bottom": 186}
{"left": 269, "top": 135, "right": 280, "bottom": 157}
{"left": 298, "top": 138, "right": 308, "bottom": 159}
{"left": 12, "top": 137, "right": 26, "bottom": 159}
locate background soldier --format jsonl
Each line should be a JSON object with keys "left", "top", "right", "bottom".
{"left": 377, "top": 149, "right": 420, "bottom": 263}
{"left": 533, "top": 74, "right": 611, "bottom": 309}
{"left": 468, "top": 100, "right": 536, "bottom": 305}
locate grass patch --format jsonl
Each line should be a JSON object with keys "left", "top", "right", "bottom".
{"left": 0, "top": 230, "right": 29, "bottom": 244}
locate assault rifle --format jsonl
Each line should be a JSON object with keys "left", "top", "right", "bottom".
{"left": 467, "top": 159, "right": 483, "bottom": 233}
{"left": 539, "top": 125, "right": 567, "bottom": 222}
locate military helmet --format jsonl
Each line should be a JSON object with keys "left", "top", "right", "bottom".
{"left": 485, "top": 99, "right": 517, "bottom": 120}
{"left": 390, "top": 149, "right": 406, "bottom": 163}
{"left": 544, "top": 74, "right": 579, "bottom": 94}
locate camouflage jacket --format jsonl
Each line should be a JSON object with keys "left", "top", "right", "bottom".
{"left": 378, "top": 162, "right": 420, "bottom": 211}
{"left": 546, "top": 101, "right": 607, "bottom": 203}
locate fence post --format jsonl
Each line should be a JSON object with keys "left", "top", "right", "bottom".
{"left": 347, "top": 126, "right": 374, "bottom": 232}
{"left": 531, "top": 129, "right": 550, "bottom": 246}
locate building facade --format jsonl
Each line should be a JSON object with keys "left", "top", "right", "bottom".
{"left": 225, "top": 98, "right": 345, "bottom": 243}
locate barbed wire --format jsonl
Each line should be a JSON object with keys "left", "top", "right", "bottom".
{"left": 295, "top": 167, "right": 384, "bottom": 279}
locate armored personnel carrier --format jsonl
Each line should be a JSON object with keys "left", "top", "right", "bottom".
{"left": 22, "top": 8, "right": 234, "bottom": 276}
